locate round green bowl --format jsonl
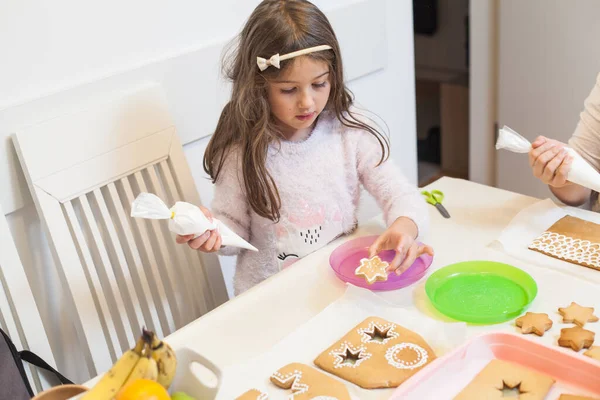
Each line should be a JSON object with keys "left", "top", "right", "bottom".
{"left": 425, "top": 261, "right": 538, "bottom": 324}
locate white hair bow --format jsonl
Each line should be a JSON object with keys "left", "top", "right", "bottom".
{"left": 256, "top": 45, "right": 332, "bottom": 71}
{"left": 257, "top": 54, "right": 281, "bottom": 71}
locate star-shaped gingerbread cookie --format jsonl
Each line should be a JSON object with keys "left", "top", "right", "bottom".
{"left": 515, "top": 312, "right": 553, "bottom": 336}
{"left": 354, "top": 256, "right": 389, "bottom": 284}
{"left": 558, "top": 302, "right": 599, "bottom": 327}
{"left": 558, "top": 326, "right": 595, "bottom": 351}
{"left": 584, "top": 346, "right": 600, "bottom": 361}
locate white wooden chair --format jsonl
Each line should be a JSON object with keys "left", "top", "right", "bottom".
{"left": 0, "top": 203, "right": 59, "bottom": 393}
{"left": 12, "top": 85, "right": 228, "bottom": 377}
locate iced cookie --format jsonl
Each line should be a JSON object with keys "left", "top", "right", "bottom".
{"left": 270, "top": 363, "right": 350, "bottom": 400}
{"left": 236, "top": 389, "right": 268, "bottom": 400}
{"left": 584, "top": 346, "right": 600, "bottom": 361}
{"left": 314, "top": 316, "right": 435, "bottom": 389}
{"left": 528, "top": 215, "right": 600, "bottom": 271}
{"left": 354, "top": 256, "right": 389, "bottom": 284}
{"left": 454, "top": 359, "right": 555, "bottom": 400}
{"left": 515, "top": 312, "right": 553, "bottom": 336}
{"left": 559, "top": 326, "right": 595, "bottom": 351}
{"left": 559, "top": 302, "right": 599, "bottom": 327}
{"left": 559, "top": 395, "right": 600, "bottom": 400}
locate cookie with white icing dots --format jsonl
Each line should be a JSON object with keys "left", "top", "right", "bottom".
{"left": 354, "top": 256, "right": 390, "bottom": 284}
{"left": 270, "top": 363, "right": 350, "bottom": 400}
{"left": 528, "top": 215, "right": 600, "bottom": 271}
{"left": 313, "top": 316, "right": 435, "bottom": 389}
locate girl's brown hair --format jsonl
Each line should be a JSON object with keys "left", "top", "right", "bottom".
{"left": 204, "top": 0, "right": 389, "bottom": 222}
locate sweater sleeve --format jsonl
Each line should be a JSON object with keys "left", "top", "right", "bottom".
{"left": 568, "top": 72, "right": 600, "bottom": 172}
{"left": 356, "top": 130, "right": 430, "bottom": 239}
{"left": 210, "top": 151, "right": 252, "bottom": 256}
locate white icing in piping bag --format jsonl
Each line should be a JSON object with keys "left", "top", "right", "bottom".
{"left": 496, "top": 125, "right": 600, "bottom": 193}
{"left": 130, "top": 192, "right": 258, "bottom": 252}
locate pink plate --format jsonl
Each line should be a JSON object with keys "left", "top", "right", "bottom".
{"left": 329, "top": 235, "right": 433, "bottom": 291}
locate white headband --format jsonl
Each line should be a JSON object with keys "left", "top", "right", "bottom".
{"left": 257, "top": 45, "right": 332, "bottom": 71}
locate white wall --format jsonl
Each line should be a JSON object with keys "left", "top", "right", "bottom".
{"left": 468, "top": 0, "right": 497, "bottom": 186}
{"left": 495, "top": 0, "right": 600, "bottom": 199}
{"left": 1, "top": 0, "right": 417, "bottom": 383}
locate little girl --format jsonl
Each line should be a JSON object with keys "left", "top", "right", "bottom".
{"left": 177, "top": 0, "right": 433, "bottom": 295}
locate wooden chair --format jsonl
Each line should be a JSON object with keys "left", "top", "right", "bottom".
{"left": 12, "top": 86, "right": 228, "bottom": 377}
{"left": 0, "top": 203, "right": 59, "bottom": 393}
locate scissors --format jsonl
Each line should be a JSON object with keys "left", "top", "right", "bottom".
{"left": 421, "top": 189, "right": 451, "bottom": 218}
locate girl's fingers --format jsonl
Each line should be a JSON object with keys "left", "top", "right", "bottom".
{"left": 368, "top": 235, "right": 386, "bottom": 258}
{"left": 188, "top": 231, "right": 210, "bottom": 250}
{"left": 212, "top": 234, "right": 222, "bottom": 252}
{"left": 387, "top": 238, "right": 410, "bottom": 272}
{"left": 395, "top": 245, "right": 418, "bottom": 275}
{"left": 203, "top": 231, "right": 219, "bottom": 251}
{"left": 176, "top": 234, "right": 194, "bottom": 244}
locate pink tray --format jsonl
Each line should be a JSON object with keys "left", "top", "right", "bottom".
{"left": 389, "top": 332, "right": 600, "bottom": 399}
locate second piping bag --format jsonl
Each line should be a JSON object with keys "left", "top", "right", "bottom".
{"left": 496, "top": 125, "right": 600, "bottom": 193}
{"left": 131, "top": 192, "right": 258, "bottom": 252}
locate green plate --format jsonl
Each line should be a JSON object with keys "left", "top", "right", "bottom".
{"left": 425, "top": 261, "right": 538, "bottom": 324}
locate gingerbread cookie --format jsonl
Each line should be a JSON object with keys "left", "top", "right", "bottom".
{"left": 269, "top": 363, "right": 350, "bottom": 400}
{"left": 454, "top": 359, "right": 555, "bottom": 400}
{"left": 559, "top": 326, "right": 595, "bottom": 351}
{"left": 236, "top": 389, "right": 268, "bottom": 400}
{"left": 559, "top": 395, "right": 600, "bottom": 400}
{"left": 354, "top": 256, "right": 389, "bottom": 284}
{"left": 559, "top": 302, "right": 599, "bottom": 327}
{"left": 313, "top": 316, "right": 435, "bottom": 389}
{"left": 584, "top": 346, "right": 600, "bottom": 361}
{"left": 515, "top": 312, "right": 553, "bottom": 336}
{"left": 528, "top": 215, "right": 600, "bottom": 271}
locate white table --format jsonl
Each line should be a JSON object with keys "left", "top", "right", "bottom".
{"left": 89, "top": 177, "right": 600, "bottom": 395}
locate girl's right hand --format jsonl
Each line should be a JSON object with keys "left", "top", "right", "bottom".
{"left": 529, "top": 136, "right": 573, "bottom": 188}
{"left": 175, "top": 205, "right": 222, "bottom": 253}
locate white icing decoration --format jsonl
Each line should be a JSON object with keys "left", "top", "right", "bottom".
{"left": 385, "top": 343, "right": 429, "bottom": 370}
{"left": 354, "top": 256, "right": 389, "bottom": 284}
{"left": 270, "top": 369, "right": 309, "bottom": 397}
{"left": 529, "top": 232, "right": 600, "bottom": 269}
{"left": 329, "top": 341, "right": 371, "bottom": 369}
{"left": 357, "top": 321, "right": 399, "bottom": 344}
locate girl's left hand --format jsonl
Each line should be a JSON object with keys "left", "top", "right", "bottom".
{"left": 368, "top": 217, "right": 434, "bottom": 275}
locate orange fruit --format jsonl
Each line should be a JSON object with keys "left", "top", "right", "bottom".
{"left": 116, "top": 379, "right": 170, "bottom": 400}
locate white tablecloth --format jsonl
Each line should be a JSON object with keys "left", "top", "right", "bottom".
{"left": 84, "top": 177, "right": 600, "bottom": 397}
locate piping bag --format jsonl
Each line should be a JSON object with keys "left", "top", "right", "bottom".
{"left": 130, "top": 192, "right": 258, "bottom": 252}
{"left": 496, "top": 125, "right": 600, "bottom": 193}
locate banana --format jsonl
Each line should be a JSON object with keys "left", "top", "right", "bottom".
{"left": 121, "top": 343, "right": 159, "bottom": 388}
{"left": 81, "top": 336, "right": 145, "bottom": 400}
{"left": 144, "top": 328, "right": 178, "bottom": 389}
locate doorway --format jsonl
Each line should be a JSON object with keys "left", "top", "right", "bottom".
{"left": 413, "top": 0, "right": 470, "bottom": 187}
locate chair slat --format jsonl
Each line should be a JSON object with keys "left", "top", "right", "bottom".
{"left": 105, "top": 182, "right": 164, "bottom": 339}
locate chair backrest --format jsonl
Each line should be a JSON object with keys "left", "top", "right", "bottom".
{"left": 12, "top": 85, "right": 228, "bottom": 377}
{"left": 0, "top": 203, "right": 58, "bottom": 393}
